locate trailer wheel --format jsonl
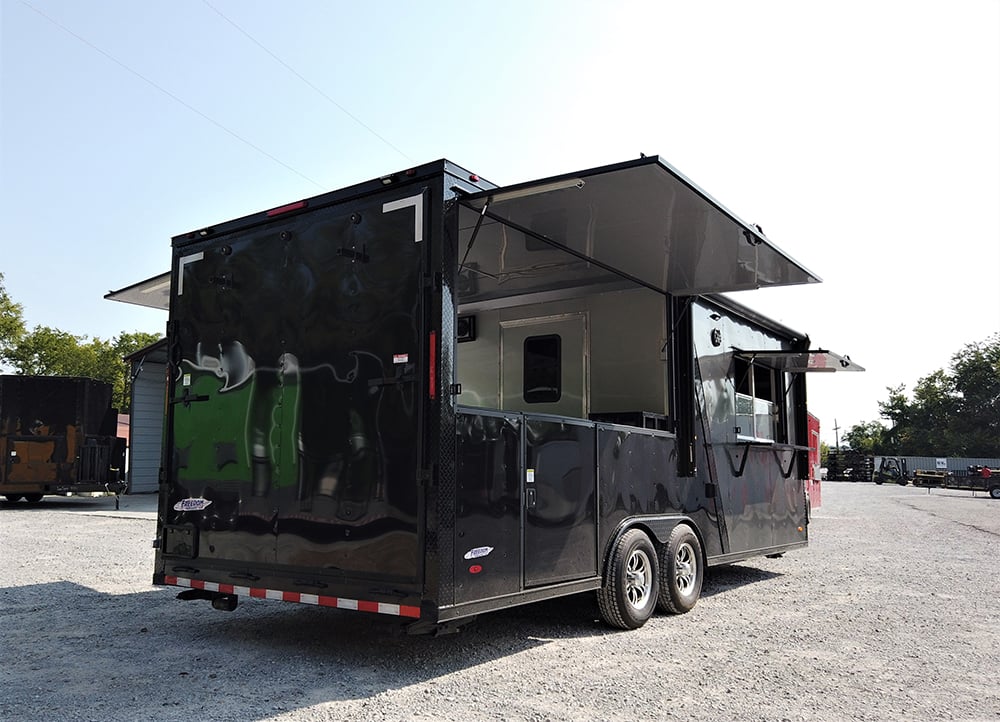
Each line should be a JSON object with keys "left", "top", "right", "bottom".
{"left": 3, "top": 494, "right": 24, "bottom": 503}
{"left": 990, "top": 486, "right": 1000, "bottom": 500}
{"left": 597, "top": 529, "right": 659, "bottom": 630}
{"left": 656, "top": 524, "right": 704, "bottom": 615}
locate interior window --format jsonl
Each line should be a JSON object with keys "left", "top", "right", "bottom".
{"left": 523, "top": 334, "right": 561, "bottom": 403}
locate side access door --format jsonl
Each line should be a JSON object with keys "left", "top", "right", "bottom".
{"left": 454, "top": 313, "right": 597, "bottom": 603}
{"left": 501, "top": 314, "right": 596, "bottom": 586}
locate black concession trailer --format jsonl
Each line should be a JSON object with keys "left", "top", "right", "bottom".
{"left": 150, "top": 156, "right": 862, "bottom": 632}
{"left": 0, "top": 375, "right": 126, "bottom": 503}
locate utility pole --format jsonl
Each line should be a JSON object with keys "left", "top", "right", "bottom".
{"left": 833, "top": 418, "right": 841, "bottom": 450}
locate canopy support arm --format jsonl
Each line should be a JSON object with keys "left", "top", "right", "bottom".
{"left": 458, "top": 199, "right": 490, "bottom": 275}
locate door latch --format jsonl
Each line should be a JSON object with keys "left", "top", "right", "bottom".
{"left": 525, "top": 487, "right": 536, "bottom": 510}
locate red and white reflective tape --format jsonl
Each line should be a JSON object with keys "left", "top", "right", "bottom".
{"left": 164, "top": 575, "right": 421, "bottom": 619}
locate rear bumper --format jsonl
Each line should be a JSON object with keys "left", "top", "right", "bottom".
{"left": 159, "top": 575, "right": 422, "bottom": 619}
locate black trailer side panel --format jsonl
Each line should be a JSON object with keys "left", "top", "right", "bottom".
{"left": 691, "top": 299, "right": 809, "bottom": 558}
{"left": 596, "top": 425, "right": 724, "bottom": 558}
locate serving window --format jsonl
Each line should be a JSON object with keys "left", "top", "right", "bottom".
{"left": 734, "top": 357, "right": 781, "bottom": 442}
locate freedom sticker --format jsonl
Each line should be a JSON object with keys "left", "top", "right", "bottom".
{"left": 464, "top": 546, "right": 494, "bottom": 560}
{"left": 173, "top": 497, "right": 212, "bottom": 512}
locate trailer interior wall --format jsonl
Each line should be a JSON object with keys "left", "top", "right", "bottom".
{"left": 456, "top": 287, "right": 668, "bottom": 419}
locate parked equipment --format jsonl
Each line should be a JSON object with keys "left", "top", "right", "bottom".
{"left": 874, "top": 456, "right": 909, "bottom": 485}
{"left": 0, "top": 375, "right": 126, "bottom": 503}
{"left": 827, "top": 449, "right": 874, "bottom": 482}
{"left": 912, "top": 466, "right": 1000, "bottom": 498}
{"left": 861, "top": 455, "right": 1000, "bottom": 497}
{"left": 126, "top": 156, "right": 863, "bottom": 632}
{"left": 910, "top": 469, "right": 949, "bottom": 487}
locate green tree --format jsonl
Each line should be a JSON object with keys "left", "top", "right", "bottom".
{"left": 0, "top": 279, "right": 161, "bottom": 408}
{"left": 863, "top": 334, "right": 1000, "bottom": 457}
{"left": 949, "top": 334, "right": 1000, "bottom": 456}
{"left": 877, "top": 384, "right": 910, "bottom": 438}
{"left": 0, "top": 272, "right": 25, "bottom": 365}
{"left": 104, "top": 331, "right": 162, "bottom": 408}
{"left": 6, "top": 326, "right": 160, "bottom": 410}
{"left": 7, "top": 326, "right": 159, "bottom": 410}
{"left": 5, "top": 326, "right": 98, "bottom": 377}
{"left": 842, "top": 420, "right": 890, "bottom": 455}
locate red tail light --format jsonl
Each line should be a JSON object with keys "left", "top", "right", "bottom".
{"left": 428, "top": 331, "right": 437, "bottom": 399}
{"left": 266, "top": 200, "right": 308, "bottom": 217}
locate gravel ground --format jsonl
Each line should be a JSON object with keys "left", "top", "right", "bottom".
{"left": 1, "top": 483, "right": 999, "bottom": 722}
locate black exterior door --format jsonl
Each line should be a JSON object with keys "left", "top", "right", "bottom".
{"left": 523, "top": 416, "right": 597, "bottom": 586}
{"left": 167, "top": 190, "right": 427, "bottom": 581}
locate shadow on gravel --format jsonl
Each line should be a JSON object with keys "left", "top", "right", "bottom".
{"left": 700, "top": 563, "right": 783, "bottom": 599}
{"left": 0, "top": 497, "right": 122, "bottom": 513}
{"left": 0, "top": 580, "right": 556, "bottom": 721}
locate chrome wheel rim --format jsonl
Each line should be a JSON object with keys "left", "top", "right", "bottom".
{"left": 674, "top": 541, "right": 698, "bottom": 597}
{"left": 625, "top": 548, "right": 653, "bottom": 609}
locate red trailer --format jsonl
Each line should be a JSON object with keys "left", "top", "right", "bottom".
{"left": 806, "top": 413, "right": 822, "bottom": 509}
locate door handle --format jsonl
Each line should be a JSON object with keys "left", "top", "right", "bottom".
{"left": 170, "top": 388, "right": 210, "bottom": 407}
{"left": 525, "top": 487, "right": 536, "bottom": 510}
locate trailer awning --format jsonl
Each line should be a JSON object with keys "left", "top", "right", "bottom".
{"left": 104, "top": 273, "right": 171, "bottom": 310}
{"left": 733, "top": 348, "right": 865, "bottom": 372}
{"left": 456, "top": 156, "right": 820, "bottom": 304}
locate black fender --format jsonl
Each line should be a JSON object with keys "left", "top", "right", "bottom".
{"left": 600, "top": 515, "right": 707, "bottom": 584}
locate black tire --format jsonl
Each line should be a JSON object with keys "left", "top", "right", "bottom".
{"left": 597, "top": 529, "right": 659, "bottom": 630}
{"left": 656, "top": 524, "right": 704, "bottom": 615}
{"left": 23, "top": 493, "right": 43, "bottom": 503}
{"left": 990, "top": 486, "right": 1000, "bottom": 500}
{"left": 3, "top": 494, "right": 24, "bottom": 503}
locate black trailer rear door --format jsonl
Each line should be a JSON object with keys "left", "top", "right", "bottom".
{"left": 166, "top": 190, "right": 427, "bottom": 583}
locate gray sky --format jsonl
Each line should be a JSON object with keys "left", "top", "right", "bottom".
{"left": 2, "top": 0, "right": 998, "bottom": 444}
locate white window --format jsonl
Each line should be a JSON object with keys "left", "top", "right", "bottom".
{"left": 734, "top": 357, "right": 779, "bottom": 442}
